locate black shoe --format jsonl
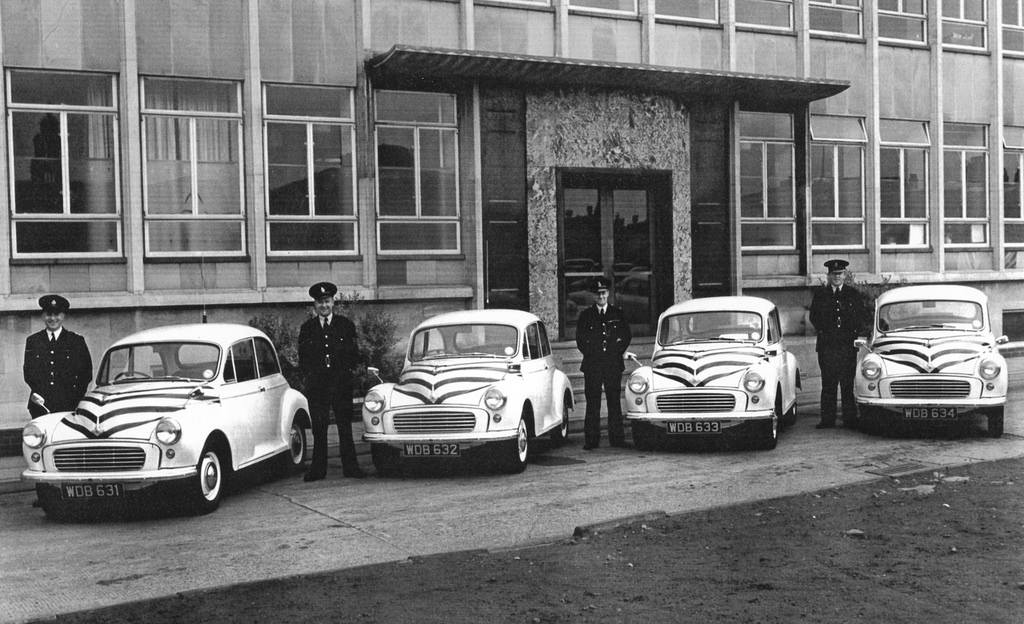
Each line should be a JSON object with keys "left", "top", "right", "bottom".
{"left": 344, "top": 469, "right": 368, "bottom": 479}
{"left": 303, "top": 471, "right": 325, "bottom": 482}
{"left": 815, "top": 422, "right": 836, "bottom": 429}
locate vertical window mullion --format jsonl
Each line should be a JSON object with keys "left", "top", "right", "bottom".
{"left": 414, "top": 127, "right": 423, "bottom": 217}
{"left": 762, "top": 143, "right": 769, "bottom": 217}
{"left": 59, "top": 111, "right": 71, "bottom": 215}
{"left": 189, "top": 117, "right": 199, "bottom": 216}
{"left": 832, "top": 145, "right": 841, "bottom": 218}
{"left": 306, "top": 123, "right": 316, "bottom": 217}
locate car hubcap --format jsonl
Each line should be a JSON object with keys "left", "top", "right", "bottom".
{"left": 290, "top": 426, "right": 304, "bottom": 462}
{"left": 201, "top": 454, "right": 220, "bottom": 499}
{"left": 517, "top": 423, "right": 528, "bottom": 460}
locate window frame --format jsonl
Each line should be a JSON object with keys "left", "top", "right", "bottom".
{"left": 879, "top": 120, "right": 931, "bottom": 249}
{"left": 941, "top": 0, "right": 987, "bottom": 49}
{"left": 568, "top": 0, "right": 638, "bottom": 16}
{"left": 809, "top": 0, "right": 864, "bottom": 37}
{"left": 739, "top": 112, "right": 796, "bottom": 251}
{"left": 262, "top": 84, "right": 359, "bottom": 257}
{"left": 810, "top": 116, "right": 867, "bottom": 250}
{"left": 373, "top": 89, "right": 462, "bottom": 256}
{"left": 942, "top": 123, "right": 989, "bottom": 248}
{"left": 6, "top": 69, "right": 123, "bottom": 259}
{"left": 1004, "top": 0, "right": 1024, "bottom": 53}
{"left": 878, "top": 0, "right": 928, "bottom": 43}
{"left": 140, "top": 76, "right": 246, "bottom": 259}
{"left": 735, "top": 0, "right": 794, "bottom": 30}
{"left": 654, "top": 0, "right": 720, "bottom": 24}
{"left": 1003, "top": 128, "right": 1024, "bottom": 248}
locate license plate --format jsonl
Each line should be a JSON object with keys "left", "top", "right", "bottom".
{"left": 667, "top": 421, "right": 721, "bottom": 434}
{"left": 403, "top": 443, "right": 461, "bottom": 457}
{"left": 902, "top": 407, "right": 959, "bottom": 419}
{"left": 60, "top": 483, "right": 123, "bottom": 500}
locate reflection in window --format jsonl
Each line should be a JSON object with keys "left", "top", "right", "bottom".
{"left": 878, "top": 0, "right": 927, "bottom": 42}
{"left": 880, "top": 120, "right": 930, "bottom": 247}
{"left": 7, "top": 69, "right": 121, "bottom": 257}
{"left": 264, "top": 84, "right": 357, "bottom": 255}
{"left": 740, "top": 112, "right": 795, "bottom": 249}
{"left": 943, "top": 123, "right": 988, "bottom": 246}
{"left": 375, "top": 90, "right": 460, "bottom": 253}
{"left": 142, "top": 77, "right": 244, "bottom": 257}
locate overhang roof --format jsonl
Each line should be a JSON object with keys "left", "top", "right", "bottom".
{"left": 367, "top": 45, "right": 848, "bottom": 107}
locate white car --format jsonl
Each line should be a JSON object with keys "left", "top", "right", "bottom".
{"left": 22, "top": 323, "right": 310, "bottom": 519}
{"left": 625, "top": 296, "right": 800, "bottom": 450}
{"left": 362, "top": 310, "right": 574, "bottom": 474}
{"left": 855, "top": 285, "right": 1008, "bottom": 436}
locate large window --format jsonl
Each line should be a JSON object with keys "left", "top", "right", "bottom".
{"left": 879, "top": 119, "right": 930, "bottom": 248}
{"left": 740, "top": 112, "right": 795, "bottom": 249}
{"left": 374, "top": 90, "right": 460, "bottom": 254}
{"left": 142, "top": 77, "right": 244, "bottom": 257}
{"left": 569, "top": 0, "right": 637, "bottom": 12}
{"left": 7, "top": 69, "right": 120, "bottom": 258}
{"left": 810, "top": 116, "right": 866, "bottom": 248}
{"left": 943, "top": 123, "right": 988, "bottom": 246}
{"left": 809, "top": 0, "right": 863, "bottom": 36}
{"left": 656, "top": 0, "right": 719, "bottom": 22}
{"left": 1005, "top": 0, "right": 1024, "bottom": 53}
{"left": 264, "top": 84, "right": 357, "bottom": 256}
{"left": 942, "top": 0, "right": 986, "bottom": 48}
{"left": 878, "top": 0, "right": 927, "bottom": 42}
{"left": 736, "top": 0, "right": 793, "bottom": 28}
{"left": 1004, "top": 127, "right": 1024, "bottom": 247}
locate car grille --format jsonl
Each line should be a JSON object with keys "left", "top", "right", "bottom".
{"left": 393, "top": 411, "right": 476, "bottom": 433}
{"left": 890, "top": 379, "right": 972, "bottom": 399}
{"left": 656, "top": 393, "right": 736, "bottom": 413}
{"left": 53, "top": 446, "right": 146, "bottom": 472}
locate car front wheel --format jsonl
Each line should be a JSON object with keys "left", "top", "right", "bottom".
{"left": 498, "top": 418, "right": 529, "bottom": 474}
{"left": 280, "top": 417, "right": 307, "bottom": 474}
{"left": 549, "top": 399, "right": 570, "bottom": 445}
{"left": 188, "top": 444, "right": 226, "bottom": 514}
{"left": 755, "top": 400, "right": 780, "bottom": 450}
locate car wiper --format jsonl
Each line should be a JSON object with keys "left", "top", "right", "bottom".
{"left": 667, "top": 338, "right": 717, "bottom": 345}
{"left": 896, "top": 324, "right": 962, "bottom": 331}
{"left": 151, "top": 376, "right": 197, "bottom": 382}
{"left": 453, "top": 352, "right": 504, "bottom": 358}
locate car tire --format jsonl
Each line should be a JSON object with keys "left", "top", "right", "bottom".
{"left": 549, "top": 399, "right": 570, "bottom": 445}
{"left": 632, "top": 422, "right": 658, "bottom": 451}
{"left": 755, "top": 399, "right": 780, "bottom": 450}
{"left": 371, "top": 443, "right": 402, "bottom": 477}
{"left": 781, "top": 396, "right": 797, "bottom": 428}
{"left": 988, "top": 407, "right": 1004, "bottom": 438}
{"left": 280, "top": 417, "right": 307, "bottom": 474}
{"left": 498, "top": 418, "right": 529, "bottom": 474}
{"left": 188, "top": 443, "right": 226, "bottom": 515}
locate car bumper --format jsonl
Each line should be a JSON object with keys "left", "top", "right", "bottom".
{"left": 626, "top": 409, "right": 775, "bottom": 435}
{"left": 22, "top": 466, "right": 196, "bottom": 486}
{"left": 363, "top": 430, "right": 519, "bottom": 449}
{"left": 856, "top": 397, "right": 1004, "bottom": 417}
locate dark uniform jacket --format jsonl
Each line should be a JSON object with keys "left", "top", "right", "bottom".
{"left": 576, "top": 304, "right": 632, "bottom": 373}
{"left": 23, "top": 328, "right": 92, "bottom": 417}
{"left": 298, "top": 314, "right": 360, "bottom": 388}
{"left": 809, "top": 285, "right": 867, "bottom": 353}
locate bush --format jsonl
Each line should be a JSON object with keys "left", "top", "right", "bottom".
{"left": 249, "top": 294, "right": 404, "bottom": 397}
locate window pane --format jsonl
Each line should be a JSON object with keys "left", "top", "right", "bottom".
{"left": 963, "top": 0, "right": 984, "bottom": 20}
{"left": 255, "top": 339, "right": 280, "bottom": 377}
{"left": 812, "top": 222, "right": 863, "bottom": 246}
{"left": 195, "top": 119, "right": 240, "bottom": 214}
{"left": 1006, "top": 222, "right": 1024, "bottom": 243}
{"left": 878, "top": 0, "right": 900, "bottom": 10}
{"left": 144, "top": 78, "right": 237, "bottom": 113}
{"left": 656, "top": 0, "right": 717, "bottom": 19}
{"left": 945, "top": 223, "right": 987, "bottom": 244}
{"left": 880, "top": 119, "right": 929, "bottom": 144}
{"left": 1005, "top": 152, "right": 1022, "bottom": 219}
{"left": 811, "top": 145, "right": 835, "bottom": 218}
{"left": 1005, "top": 126, "right": 1024, "bottom": 148}
{"left": 906, "top": 0, "right": 925, "bottom": 12}
{"left": 380, "top": 222, "right": 459, "bottom": 251}
{"left": 965, "top": 153, "right": 987, "bottom": 217}
{"left": 267, "top": 123, "right": 310, "bottom": 216}
{"left": 1005, "top": 0, "right": 1020, "bottom": 25}
{"left": 881, "top": 222, "right": 927, "bottom": 245}
{"left": 945, "top": 123, "right": 986, "bottom": 147}
{"left": 1005, "top": 27, "right": 1024, "bottom": 49}
{"left": 377, "top": 127, "right": 417, "bottom": 216}
{"left": 145, "top": 117, "right": 192, "bottom": 215}
{"left": 376, "top": 91, "right": 456, "bottom": 124}
{"left": 15, "top": 221, "right": 119, "bottom": 254}
{"left": 766, "top": 143, "right": 793, "bottom": 218}
{"left": 905, "top": 149, "right": 928, "bottom": 218}
{"left": 67, "top": 113, "right": 116, "bottom": 214}
{"left": 809, "top": 6, "right": 862, "bottom": 34}
{"left": 313, "top": 124, "right": 355, "bottom": 216}
{"left": 12, "top": 112, "right": 62, "bottom": 214}
{"left": 268, "top": 222, "right": 356, "bottom": 252}
{"left": 740, "top": 222, "right": 793, "bottom": 247}
{"left": 148, "top": 221, "right": 243, "bottom": 253}
{"left": 942, "top": 0, "right": 959, "bottom": 17}
{"left": 879, "top": 14, "right": 926, "bottom": 39}
{"left": 944, "top": 151, "right": 963, "bottom": 217}
{"left": 837, "top": 145, "right": 864, "bottom": 217}
{"left": 10, "top": 70, "right": 112, "bottom": 107}
{"left": 740, "top": 143, "right": 764, "bottom": 218}
{"left": 739, "top": 112, "right": 793, "bottom": 139}
{"left": 265, "top": 84, "right": 350, "bottom": 118}
{"left": 419, "top": 129, "right": 458, "bottom": 217}
{"left": 570, "top": 0, "right": 636, "bottom": 9}
{"left": 231, "top": 340, "right": 257, "bottom": 382}
{"left": 810, "top": 115, "right": 866, "bottom": 141}
{"left": 736, "top": 0, "right": 792, "bottom": 26}
{"left": 943, "top": 22, "right": 986, "bottom": 47}
{"left": 879, "top": 148, "right": 902, "bottom": 218}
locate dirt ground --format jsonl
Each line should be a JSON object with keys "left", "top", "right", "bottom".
{"left": 33, "top": 457, "right": 1024, "bottom": 624}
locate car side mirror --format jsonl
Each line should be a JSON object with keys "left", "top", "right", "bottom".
{"left": 854, "top": 338, "right": 867, "bottom": 348}
{"left": 996, "top": 335, "right": 1009, "bottom": 345}
{"left": 367, "top": 366, "right": 383, "bottom": 384}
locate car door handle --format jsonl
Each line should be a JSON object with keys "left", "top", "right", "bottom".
{"left": 259, "top": 386, "right": 266, "bottom": 392}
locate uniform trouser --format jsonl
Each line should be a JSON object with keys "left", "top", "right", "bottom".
{"left": 583, "top": 367, "right": 625, "bottom": 446}
{"left": 306, "top": 382, "right": 360, "bottom": 476}
{"left": 817, "top": 348, "right": 857, "bottom": 424}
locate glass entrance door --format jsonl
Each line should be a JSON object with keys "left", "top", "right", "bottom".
{"left": 560, "top": 172, "right": 664, "bottom": 339}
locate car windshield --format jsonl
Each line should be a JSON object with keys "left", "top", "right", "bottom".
{"left": 409, "top": 324, "right": 519, "bottom": 362}
{"left": 98, "top": 342, "right": 221, "bottom": 385}
{"left": 877, "top": 300, "right": 985, "bottom": 332}
{"left": 659, "top": 311, "right": 763, "bottom": 345}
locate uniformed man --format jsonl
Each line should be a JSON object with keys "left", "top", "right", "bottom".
{"left": 809, "top": 259, "right": 867, "bottom": 429}
{"left": 576, "top": 276, "right": 632, "bottom": 449}
{"left": 297, "top": 282, "right": 366, "bottom": 481}
{"left": 23, "top": 294, "right": 92, "bottom": 418}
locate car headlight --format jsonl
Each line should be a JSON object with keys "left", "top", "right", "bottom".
{"left": 979, "top": 357, "right": 1002, "bottom": 380}
{"left": 627, "top": 373, "right": 649, "bottom": 394}
{"left": 23, "top": 422, "right": 46, "bottom": 449}
{"left": 364, "top": 389, "right": 386, "bottom": 413}
{"left": 155, "top": 418, "right": 182, "bottom": 445}
{"left": 860, "top": 357, "right": 882, "bottom": 380}
{"left": 742, "top": 371, "right": 765, "bottom": 393}
{"left": 484, "top": 387, "right": 506, "bottom": 410}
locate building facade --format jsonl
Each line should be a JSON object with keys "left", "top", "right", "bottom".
{"left": 0, "top": 0, "right": 1022, "bottom": 432}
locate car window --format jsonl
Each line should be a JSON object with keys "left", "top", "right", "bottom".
{"left": 409, "top": 324, "right": 519, "bottom": 360}
{"left": 99, "top": 341, "right": 219, "bottom": 384}
{"left": 526, "top": 324, "right": 541, "bottom": 361}
{"left": 538, "top": 322, "right": 552, "bottom": 357}
{"left": 878, "top": 299, "right": 985, "bottom": 331}
{"left": 227, "top": 339, "right": 257, "bottom": 383}
{"left": 659, "top": 311, "right": 763, "bottom": 344}
{"left": 254, "top": 337, "right": 280, "bottom": 377}
{"left": 767, "top": 310, "right": 781, "bottom": 344}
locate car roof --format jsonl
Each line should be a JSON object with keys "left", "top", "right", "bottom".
{"left": 876, "top": 284, "right": 987, "bottom": 306}
{"left": 108, "top": 323, "right": 268, "bottom": 349}
{"left": 659, "top": 296, "right": 776, "bottom": 317}
{"left": 413, "top": 309, "right": 541, "bottom": 331}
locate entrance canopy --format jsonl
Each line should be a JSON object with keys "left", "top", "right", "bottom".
{"left": 367, "top": 45, "right": 848, "bottom": 107}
